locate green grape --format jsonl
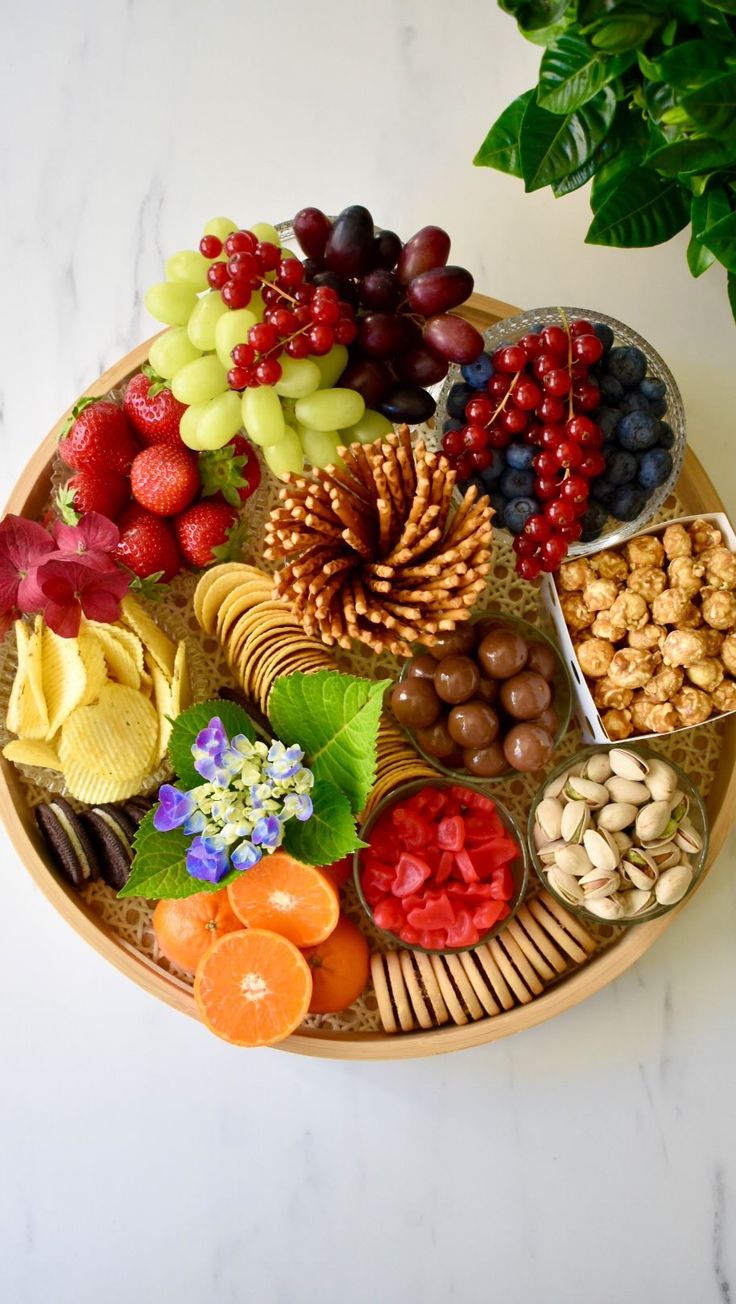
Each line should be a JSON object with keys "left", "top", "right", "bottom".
{"left": 300, "top": 427, "right": 344, "bottom": 469}
{"left": 295, "top": 388, "right": 365, "bottom": 433}
{"left": 145, "top": 281, "right": 198, "bottom": 327}
{"left": 280, "top": 246, "right": 299, "bottom": 260}
{"left": 204, "top": 216, "right": 238, "bottom": 241}
{"left": 241, "top": 385, "right": 286, "bottom": 446}
{"left": 249, "top": 290, "right": 266, "bottom": 323}
{"left": 250, "top": 222, "right": 281, "bottom": 245}
{"left": 340, "top": 408, "right": 394, "bottom": 445}
{"left": 215, "top": 308, "right": 257, "bottom": 368}
{"left": 263, "top": 426, "right": 304, "bottom": 480}
{"left": 273, "top": 356, "right": 321, "bottom": 399}
{"left": 179, "top": 401, "right": 209, "bottom": 449}
{"left": 313, "top": 344, "right": 349, "bottom": 389}
{"left": 172, "top": 355, "right": 228, "bottom": 405}
{"left": 196, "top": 391, "right": 244, "bottom": 450}
{"left": 187, "top": 292, "right": 230, "bottom": 351}
{"left": 165, "top": 249, "right": 210, "bottom": 293}
{"left": 148, "top": 328, "right": 202, "bottom": 380}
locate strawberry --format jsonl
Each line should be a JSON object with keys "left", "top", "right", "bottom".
{"left": 56, "top": 470, "right": 130, "bottom": 524}
{"left": 130, "top": 444, "right": 200, "bottom": 516}
{"left": 114, "top": 504, "right": 182, "bottom": 582}
{"left": 174, "top": 501, "right": 246, "bottom": 569}
{"left": 199, "top": 435, "right": 262, "bottom": 507}
{"left": 58, "top": 398, "right": 138, "bottom": 474}
{"left": 123, "top": 366, "right": 187, "bottom": 447}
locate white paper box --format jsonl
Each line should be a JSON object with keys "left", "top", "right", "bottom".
{"left": 541, "top": 512, "right": 736, "bottom": 743}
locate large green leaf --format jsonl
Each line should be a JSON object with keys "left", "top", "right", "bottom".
{"left": 589, "top": 14, "right": 661, "bottom": 52}
{"left": 282, "top": 780, "right": 364, "bottom": 868}
{"left": 682, "top": 73, "right": 736, "bottom": 140}
{"left": 728, "top": 272, "right": 736, "bottom": 324}
{"left": 687, "top": 185, "right": 732, "bottom": 275}
{"left": 701, "top": 210, "right": 736, "bottom": 271}
{"left": 552, "top": 151, "right": 600, "bottom": 194}
{"left": 519, "top": 87, "right": 616, "bottom": 191}
{"left": 538, "top": 34, "right": 610, "bottom": 112}
{"left": 168, "top": 698, "right": 256, "bottom": 790}
{"left": 704, "top": 0, "right": 736, "bottom": 14}
{"left": 647, "top": 136, "right": 736, "bottom": 176}
{"left": 499, "top": 0, "right": 571, "bottom": 31}
{"left": 653, "top": 40, "right": 725, "bottom": 90}
{"left": 118, "top": 811, "right": 241, "bottom": 900}
{"left": 587, "top": 167, "right": 691, "bottom": 246}
{"left": 474, "top": 91, "right": 534, "bottom": 175}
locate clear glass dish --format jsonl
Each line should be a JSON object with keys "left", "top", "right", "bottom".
{"left": 354, "top": 777, "right": 529, "bottom": 955}
{"left": 527, "top": 743, "right": 709, "bottom": 927}
{"left": 434, "top": 306, "right": 686, "bottom": 559}
{"left": 395, "top": 611, "right": 573, "bottom": 784}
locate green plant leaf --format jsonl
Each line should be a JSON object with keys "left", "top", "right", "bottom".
{"left": 652, "top": 39, "right": 725, "bottom": 89}
{"left": 282, "top": 780, "right": 364, "bottom": 868}
{"left": 587, "top": 166, "right": 691, "bottom": 245}
{"left": 538, "top": 34, "right": 610, "bottom": 112}
{"left": 704, "top": 0, "right": 736, "bottom": 14}
{"left": 520, "top": 87, "right": 616, "bottom": 191}
{"left": 687, "top": 185, "right": 731, "bottom": 276}
{"left": 118, "top": 810, "right": 241, "bottom": 900}
{"left": 647, "top": 136, "right": 735, "bottom": 175}
{"left": 589, "top": 14, "right": 661, "bottom": 52}
{"left": 473, "top": 91, "right": 534, "bottom": 175}
{"left": 168, "top": 698, "right": 256, "bottom": 789}
{"left": 728, "top": 272, "right": 736, "bottom": 324}
{"left": 499, "top": 0, "right": 570, "bottom": 32}
{"left": 268, "top": 671, "right": 389, "bottom": 815}
{"left": 682, "top": 72, "right": 736, "bottom": 139}
{"left": 701, "top": 209, "right": 736, "bottom": 271}
{"left": 552, "top": 151, "right": 600, "bottom": 194}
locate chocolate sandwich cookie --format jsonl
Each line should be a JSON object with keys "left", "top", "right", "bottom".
{"left": 35, "top": 796, "right": 100, "bottom": 891}
{"left": 121, "top": 797, "right": 154, "bottom": 826}
{"left": 81, "top": 803, "right": 138, "bottom": 890}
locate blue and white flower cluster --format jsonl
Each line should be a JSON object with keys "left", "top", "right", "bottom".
{"left": 153, "top": 717, "right": 314, "bottom": 884}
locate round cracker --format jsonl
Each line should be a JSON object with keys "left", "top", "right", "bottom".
{"left": 514, "top": 905, "right": 568, "bottom": 976}
{"left": 487, "top": 938, "right": 533, "bottom": 1005}
{"left": 443, "top": 953, "right": 484, "bottom": 1021}
{"left": 537, "top": 890, "right": 596, "bottom": 954}
{"left": 399, "top": 951, "right": 434, "bottom": 1030}
{"left": 429, "top": 955, "right": 467, "bottom": 1025}
{"left": 474, "top": 943, "right": 515, "bottom": 1011}
{"left": 370, "top": 953, "right": 396, "bottom": 1033}
{"left": 496, "top": 931, "right": 544, "bottom": 997}
{"left": 193, "top": 563, "right": 261, "bottom": 630}
{"left": 413, "top": 952, "right": 449, "bottom": 1026}
{"left": 504, "top": 917, "right": 558, "bottom": 984}
{"left": 385, "top": 951, "right": 414, "bottom": 1032}
{"left": 457, "top": 952, "right": 501, "bottom": 1016}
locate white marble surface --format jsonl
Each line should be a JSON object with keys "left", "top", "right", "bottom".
{"left": 1, "top": 3, "right": 735, "bottom": 1301}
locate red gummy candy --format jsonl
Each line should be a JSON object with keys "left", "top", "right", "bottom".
{"left": 373, "top": 897, "right": 405, "bottom": 933}
{"left": 407, "top": 893, "right": 456, "bottom": 932}
{"left": 393, "top": 852, "right": 432, "bottom": 897}
{"left": 436, "top": 815, "right": 465, "bottom": 852}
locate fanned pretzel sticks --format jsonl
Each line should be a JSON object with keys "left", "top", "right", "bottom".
{"left": 264, "top": 428, "right": 494, "bottom": 656}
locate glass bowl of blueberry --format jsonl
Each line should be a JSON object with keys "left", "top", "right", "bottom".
{"left": 435, "top": 307, "right": 686, "bottom": 571}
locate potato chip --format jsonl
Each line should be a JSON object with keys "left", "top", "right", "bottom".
{"left": 61, "top": 757, "right": 150, "bottom": 805}
{"left": 120, "top": 596, "right": 176, "bottom": 678}
{"left": 147, "top": 656, "right": 174, "bottom": 765}
{"left": 42, "top": 624, "right": 87, "bottom": 739}
{"left": 27, "top": 616, "right": 49, "bottom": 722}
{"left": 77, "top": 631, "right": 109, "bottom": 705}
{"left": 90, "top": 625, "right": 141, "bottom": 689}
{"left": 171, "top": 640, "right": 190, "bottom": 716}
{"left": 59, "top": 683, "right": 159, "bottom": 781}
{"left": 2, "top": 737, "right": 63, "bottom": 771}
{"left": 6, "top": 622, "right": 34, "bottom": 736}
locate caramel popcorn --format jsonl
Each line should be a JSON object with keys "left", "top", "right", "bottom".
{"left": 609, "top": 590, "right": 649, "bottom": 631}
{"left": 626, "top": 566, "right": 667, "bottom": 604}
{"left": 651, "top": 587, "right": 694, "bottom": 626}
{"left": 601, "top": 708, "right": 634, "bottom": 740}
{"left": 560, "top": 592, "right": 595, "bottom": 633}
{"left": 667, "top": 555, "right": 705, "bottom": 598}
{"left": 701, "top": 588, "right": 736, "bottom": 630}
{"left": 672, "top": 685, "right": 713, "bottom": 726}
{"left": 593, "top": 678, "right": 634, "bottom": 711}
{"left": 628, "top": 623, "right": 666, "bottom": 651}
{"left": 607, "top": 647, "right": 654, "bottom": 689}
{"left": 630, "top": 698, "right": 678, "bottom": 734}
{"left": 590, "top": 610, "right": 627, "bottom": 642}
{"left": 662, "top": 523, "right": 692, "bottom": 560}
{"left": 558, "top": 559, "right": 594, "bottom": 592}
{"left": 661, "top": 628, "right": 708, "bottom": 668}
{"left": 711, "top": 680, "right": 736, "bottom": 714}
{"left": 583, "top": 577, "right": 619, "bottom": 612}
{"left": 689, "top": 518, "right": 722, "bottom": 554}
{"left": 643, "top": 665, "right": 684, "bottom": 703}
{"left": 686, "top": 658, "right": 724, "bottom": 693}
{"left": 702, "top": 628, "right": 724, "bottom": 657}
{"left": 701, "top": 546, "right": 736, "bottom": 591}
{"left": 591, "top": 550, "right": 629, "bottom": 583}
{"left": 720, "top": 632, "right": 736, "bottom": 675}
{"left": 576, "top": 637, "right": 615, "bottom": 678}
{"left": 624, "top": 535, "right": 665, "bottom": 569}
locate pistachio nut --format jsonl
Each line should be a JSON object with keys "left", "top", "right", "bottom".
{"left": 635, "top": 800, "right": 672, "bottom": 843}
{"left": 582, "top": 753, "right": 613, "bottom": 783}
{"left": 584, "top": 893, "right": 625, "bottom": 921}
{"left": 535, "top": 797, "right": 564, "bottom": 843}
{"left": 655, "top": 864, "right": 693, "bottom": 906}
{"left": 533, "top": 822, "right": 550, "bottom": 850}
{"left": 606, "top": 777, "right": 652, "bottom": 806}
{"left": 621, "top": 888, "right": 655, "bottom": 917}
{"left": 560, "top": 800, "right": 592, "bottom": 844}
{"left": 608, "top": 747, "right": 650, "bottom": 781}
{"left": 583, "top": 827, "right": 621, "bottom": 872}
{"left": 611, "top": 829, "right": 633, "bottom": 854}
{"left": 537, "top": 840, "right": 566, "bottom": 866}
{"left": 580, "top": 867, "right": 621, "bottom": 899}
{"left": 547, "top": 867, "right": 584, "bottom": 905}
{"left": 644, "top": 758, "right": 677, "bottom": 803}
{"left": 596, "top": 801, "right": 638, "bottom": 833}
{"left": 567, "top": 762, "right": 586, "bottom": 778}
{"left": 675, "top": 820, "right": 703, "bottom": 856}
{"left": 649, "top": 843, "right": 681, "bottom": 871}
{"left": 555, "top": 843, "right": 592, "bottom": 877}
{"left": 563, "top": 776, "right": 610, "bottom": 808}
{"left": 544, "top": 770, "right": 568, "bottom": 800}
{"left": 623, "top": 849, "right": 658, "bottom": 890}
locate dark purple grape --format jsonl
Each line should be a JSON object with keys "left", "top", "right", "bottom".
{"left": 423, "top": 313, "right": 484, "bottom": 364}
{"left": 368, "top": 230, "right": 402, "bottom": 271}
{"left": 302, "top": 257, "right": 322, "bottom": 281}
{"left": 379, "top": 384, "right": 437, "bottom": 425}
{"left": 312, "top": 270, "right": 358, "bottom": 306}
{"left": 359, "top": 269, "right": 400, "bottom": 311}
{"left": 324, "top": 205, "right": 374, "bottom": 278}
{"left": 395, "top": 345, "right": 448, "bottom": 387}
{"left": 293, "top": 207, "right": 332, "bottom": 261}
{"left": 397, "top": 226, "right": 451, "bottom": 285}
{"left": 339, "top": 357, "right": 393, "bottom": 407}
{"left": 407, "top": 265, "right": 474, "bottom": 316}
{"left": 357, "top": 312, "right": 411, "bottom": 359}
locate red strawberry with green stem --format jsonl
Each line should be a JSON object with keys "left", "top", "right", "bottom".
{"left": 130, "top": 444, "right": 200, "bottom": 516}
{"left": 58, "top": 398, "right": 138, "bottom": 473}
{"left": 123, "top": 365, "right": 187, "bottom": 447}
{"left": 199, "top": 435, "right": 262, "bottom": 507}
{"left": 114, "top": 504, "right": 182, "bottom": 583}
{"left": 174, "top": 501, "right": 246, "bottom": 568}
{"left": 56, "top": 469, "right": 130, "bottom": 524}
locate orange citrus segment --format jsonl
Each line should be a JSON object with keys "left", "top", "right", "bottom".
{"left": 153, "top": 889, "right": 242, "bottom": 973}
{"left": 302, "top": 915, "right": 370, "bottom": 1014}
{"left": 227, "top": 851, "right": 340, "bottom": 947}
{"left": 194, "top": 929, "right": 312, "bottom": 1047}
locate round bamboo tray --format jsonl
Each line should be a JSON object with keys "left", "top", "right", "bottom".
{"left": 3, "top": 293, "right": 734, "bottom": 1060}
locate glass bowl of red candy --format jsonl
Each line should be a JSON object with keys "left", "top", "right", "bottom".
{"left": 354, "top": 779, "right": 528, "bottom": 953}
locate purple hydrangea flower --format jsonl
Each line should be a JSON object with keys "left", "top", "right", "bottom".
{"left": 282, "top": 792, "right": 313, "bottom": 822}
{"left": 185, "top": 834, "right": 230, "bottom": 883}
{"left": 265, "top": 740, "right": 304, "bottom": 781}
{"left": 231, "top": 839, "right": 262, "bottom": 871}
{"left": 251, "top": 815, "right": 283, "bottom": 848}
{"left": 154, "top": 785, "right": 196, "bottom": 833}
{"left": 191, "top": 717, "right": 229, "bottom": 781}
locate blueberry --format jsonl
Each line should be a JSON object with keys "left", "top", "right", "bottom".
{"left": 610, "top": 485, "right": 647, "bottom": 521}
{"left": 590, "top": 475, "right": 616, "bottom": 505}
{"left": 479, "top": 450, "right": 505, "bottom": 484}
{"left": 607, "top": 450, "right": 638, "bottom": 485}
{"left": 638, "top": 448, "right": 673, "bottom": 490}
{"left": 500, "top": 467, "right": 535, "bottom": 499}
{"left": 604, "top": 345, "right": 647, "bottom": 389}
{"left": 617, "top": 409, "right": 661, "bottom": 451}
{"left": 595, "top": 407, "right": 621, "bottom": 439}
{"left": 593, "top": 322, "right": 615, "bottom": 354}
{"left": 580, "top": 502, "right": 609, "bottom": 542}
{"left": 640, "top": 376, "right": 666, "bottom": 402}
{"left": 489, "top": 492, "right": 508, "bottom": 526}
{"left": 447, "top": 381, "right": 475, "bottom": 420}
{"left": 504, "top": 496, "right": 538, "bottom": 535}
{"left": 599, "top": 374, "right": 624, "bottom": 403}
{"left": 650, "top": 397, "right": 667, "bottom": 417}
{"left": 658, "top": 421, "right": 675, "bottom": 450}
{"left": 505, "top": 442, "right": 535, "bottom": 470}
{"left": 461, "top": 352, "right": 494, "bottom": 389}
{"left": 620, "top": 391, "right": 650, "bottom": 415}
{"left": 443, "top": 417, "right": 462, "bottom": 434}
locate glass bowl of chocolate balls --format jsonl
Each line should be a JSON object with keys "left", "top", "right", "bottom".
{"left": 390, "top": 612, "right": 573, "bottom": 783}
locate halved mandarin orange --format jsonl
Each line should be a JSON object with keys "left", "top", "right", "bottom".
{"left": 194, "top": 929, "right": 312, "bottom": 1047}
{"left": 153, "top": 889, "right": 242, "bottom": 973}
{"left": 302, "top": 915, "right": 370, "bottom": 1014}
{"left": 227, "top": 852, "right": 339, "bottom": 947}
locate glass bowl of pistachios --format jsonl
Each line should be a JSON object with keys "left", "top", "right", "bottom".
{"left": 528, "top": 743, "right": 709, "bottom": 926}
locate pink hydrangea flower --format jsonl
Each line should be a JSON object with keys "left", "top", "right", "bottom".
{"left": 36, "top": 558, "right": 131, "bottom": 637}
{"left": 51, "top": 512, "right": 120, "bottom": 569}
{"left": 0, "top": 515, "right": 56, "bottom": 617}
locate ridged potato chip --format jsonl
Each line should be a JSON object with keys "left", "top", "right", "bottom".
{"left": 42, "top": 624, "right": 86, "bottom": 739}
{"left": 61, "top": 758, "right": 149, "bottom": 805}
{"left": 59, "top": 683, "right": 158, "bottom": 781}
{"left": 2, "top": 737, "right": 63, "bottom": 771}
{"left": 147, "top": 655, "right": 174, "bottom": 764}
{"left": 5, "top": 621, "right": 48, "bottom": 738}
{"left": 77, "top": 631, "right": 109, "bottom": 705}
{"left": 171, "top": 640, "right": 190, "bottom": 716}
{"left": 89, "top": 625, "right": 141, "bottom": 689}
{"left": 120, "top": 596, "right": 176, "bottom": 678}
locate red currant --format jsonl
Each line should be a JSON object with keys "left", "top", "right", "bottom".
{"left": 545, "top": 499, "right": 576, "bottom": 528}
{"left": 311, "top": 298, "right": 341, "bottom": 326}
{"left": 554, "top": 441, "right": 584, "bottom": 470}
{"left": 493, "top": 344, "right": 526, "bottom": 373}
{"left": 255, "top": 358, "right": 282, "bottom": 385}
{"left": 249, "top": 322, "right": 279, "bottom": 353}
{"left": 231, "top": 343, "right": 256, "bottom": 366}
{"left": 488, "top": 373, "right": 511, "bottom": 399}
{"left": 463, "top": 424, "right": 489, "bottom": 452}
{"left": 523, "top": 513, "right": 551, "bottom": 544}
{"left": 571, "top": 318, "right": 594, "bottom": 337}
{"left": 532, "top": 450, "right": 559, "bottom": 476}
{"left": 573, "top": 334, "right": 604, "bottom": 365}
{"left": 513, "top": 379, "right": 542, "bottom": 411}
{"left": 535, "top": 476, "right": 561, "bottom": 501}
{"left": 539, "top": 424, "right": 565, "bottom": 449}
{"left": 517, "top": 555, "right": 543, "bottom": 581}
{"left": 294, "top": 285, "right": 312, "bottom": 304}
{"left": 334, "top": 319, "right": 358, "bottom": 344}
{"left": 308, "top": 324, "right": 335, "bottom": 354}
{"left": 566, "top": 415, "right": 598, "bottom": 443}
{"left": 513, "top": 533, "right": 537, "bottom": 557}
{"left": 207, "top": 262, "right": 229, "bottom": 290}
{"left": 294, "top": 305, "right": 312, "bottom": 327}
{"left": 571, "top": 359, "right": 590, "bottom": 382}
{"left": 277, "top": 258, "right": 305, "bottom": 287}
{"left": 501, "top": 408, "right": 527, "bottom": 435}
{"left": 536, "top": 394, "right": 566, "bottom": 424}
{"left": 221, "top": 280, "right": 251, "bottom": 309}
{"left": 559, "top": 521, "right": 583, "bottom": 542}
{"left": 199, "top": 234, "right": 223, "bottom": 259}
{"left": 255, "top": 241, "right": 281, "bottom": 272}
{"left": 272, "top": 308, "right": 298, "bottom": 335}
{"left": 456, "top": 452, "right": 474, "bottom": 479}
{"left": 523, "top": 421, "right": 543, "bottom": 445}
{"left": 485, "top": 423, "right": 511, "bottom": 449}
{"left": 572, "top": 381, "right": 601, "bottom": 412}
{"left": 471, "top": 449, "right": 493, "bottom": 470}
{"left": 261, "top": 285, "right": 280, "bottom": 307}
{"left": 543, "top": 368, "right": 572, "bottom": 398}
{"left": 337, "top": 299, "right": 355, "bottom": 319}
{"left": 465, "top": 395, "right": 494, "bottom": 425}
{"left": 442, "top": 430, "right": 465, "bottom": 457}
{"left": 286, "top": 335, "right": 311, "bottom": 359}
{"left": 578, "top": 450, "right": 606, "bottom": 478}
{"left": 540, "top": 534, "right": 569, "bottom": 571}
{"left": 225, "top": 230, "right": 258, "bottom": 256}
{"left": 227, "top": 366, "right": 250, "bottom": 391}
{"left": 228, "top": 252, "right": 257, "bottom": 282}
{"left": 559, "top": 474, "right": 590, "bottom": 506}
{"left": 533, "top": 352, "right": 558, "bottom": 379}
{"left": 519, "top": 333, "right": 542, "bottom": 360}
{"left": 314, "top": 284, "right": 339, "bottom": 301}
{"left": 540, "top": 325, "right": 568, "bottom": 357}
